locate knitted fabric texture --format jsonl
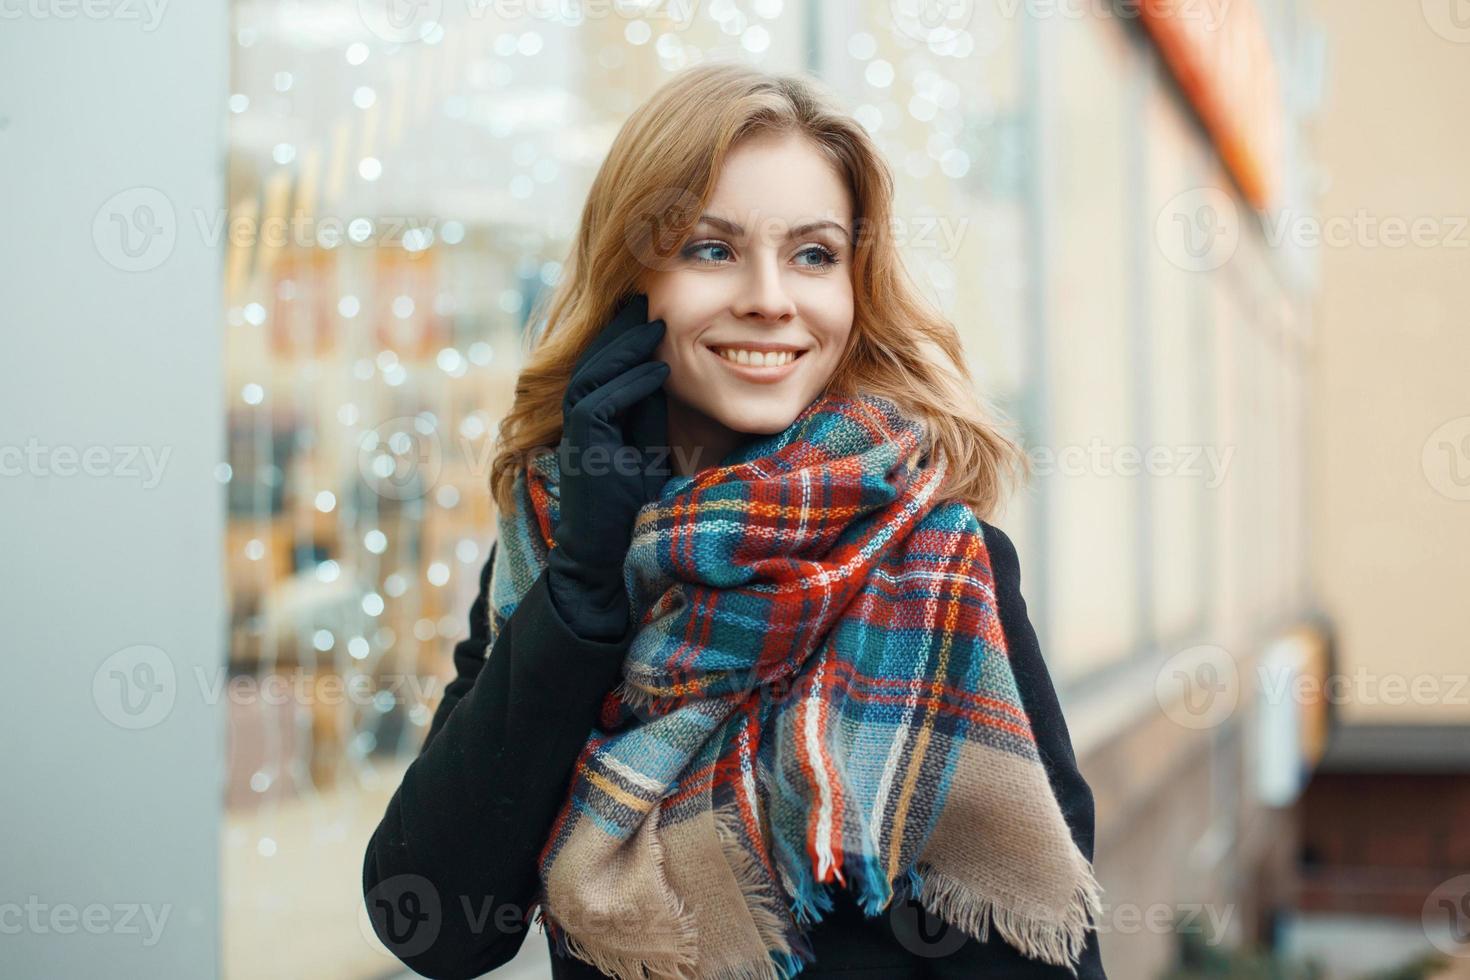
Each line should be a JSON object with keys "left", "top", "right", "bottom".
{"left": 487, "top": 392, "right": 1102, "bottom": 980}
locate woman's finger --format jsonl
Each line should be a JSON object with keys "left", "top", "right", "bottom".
{"left": 577, "top": 359, "right": 671, "bottom": 425}
{"left": 564, "top": 319, "right": 665, "bottom": 410}
{"left": 568, "top": 292, "right": 649, "bottom": 379}
{"left": 625, "top": 382, "right": 668, "bottom": 457}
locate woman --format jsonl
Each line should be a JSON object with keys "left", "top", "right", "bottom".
{"left": 364, "top": 63, "right": 1106, "bottom": 979}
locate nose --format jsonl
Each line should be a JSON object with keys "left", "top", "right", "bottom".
{"left": 731, "top": 252, "right": 796, "bottom": 323}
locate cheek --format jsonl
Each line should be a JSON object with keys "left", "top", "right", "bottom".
{"left": 810, "top": 296, "right": 855, "bottom": 354}
{"left": 647, "top": 270, "right": 854, "bottom": 360}
{"left": 805, "top": 273, "right": 854, "bottom": 339}
{"left": 655, "top": 330, "right": 694, "bottom": 366}
{"left": 648, "top": 278, "right": 713, "bottom": 359}
{"left": 645, "top": 271, "right": 713, "bottom": 325}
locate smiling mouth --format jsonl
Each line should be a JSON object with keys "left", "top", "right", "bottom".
{"left": 705, "top": 345, "right": 808, "bottom": 369}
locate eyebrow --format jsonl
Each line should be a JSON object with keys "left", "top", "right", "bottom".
{"left": 696, "top": 213, "right": 852, "bottom": 245}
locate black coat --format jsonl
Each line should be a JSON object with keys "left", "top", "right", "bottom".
{"left": 362, "top": 521, "right": 1107, "bottom": 979}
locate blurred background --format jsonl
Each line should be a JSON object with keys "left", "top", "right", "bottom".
{"left": 3, "top": 1, "right": 1468, "bottom": 978}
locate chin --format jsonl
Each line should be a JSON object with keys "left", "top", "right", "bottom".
{"left": 709, "top": 398, "right": 811, "bottom": 437}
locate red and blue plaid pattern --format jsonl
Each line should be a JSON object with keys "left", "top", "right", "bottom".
{"left": 488, "top": 392, "right": 1100, "bottom": 980}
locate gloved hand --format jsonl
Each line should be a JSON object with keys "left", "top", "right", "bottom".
{"left": 544, "top": 292, "right": 673, "bottom": 639}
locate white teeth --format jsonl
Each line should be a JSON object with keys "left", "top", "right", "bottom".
{"left": 714, "top": 347, "right": 798, "bottom": 367}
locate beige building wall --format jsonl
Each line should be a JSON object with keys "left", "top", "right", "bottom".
{"left": 1307, "top": 1, "right": 1470, "bottom": 725}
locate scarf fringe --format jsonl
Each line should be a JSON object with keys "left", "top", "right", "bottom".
{"left": 545, "top": 804, "right": 703, "bottom": 980}
{"left": 557, "top": 928, "right": 699, "bottom": 980}
{"left": 609, "top": 675, "right": 658, "bottom": 714}
{"left": 712, "top": 804, "right": 810, "bottom": 977}
{"left": 684, "top": 959, "right": 787, "bottom": 980}
{"left": 914, "top": 859, "right": 1105, "bottom": 977}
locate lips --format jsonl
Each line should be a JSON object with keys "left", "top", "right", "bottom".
{"left": 704, "top": 343, "right": 808, "bottom": 383}
{"left": 708, "top": 345, "right": 804, "bottom": 368}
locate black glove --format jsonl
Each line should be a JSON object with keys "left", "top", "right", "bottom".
{"left": 544, "top": 292, "right": 673, "bottom": 639}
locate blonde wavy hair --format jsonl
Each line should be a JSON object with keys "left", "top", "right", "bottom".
{"left": 488, "top": 61, "right": 1029, "bottom": 520}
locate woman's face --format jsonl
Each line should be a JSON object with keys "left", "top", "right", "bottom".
{"left": 641, "top": 132, "right": 856, "bottom": 457}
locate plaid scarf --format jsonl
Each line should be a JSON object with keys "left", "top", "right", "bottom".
{"left": 488, "top": 392, "right": 1102, "bottom": 980}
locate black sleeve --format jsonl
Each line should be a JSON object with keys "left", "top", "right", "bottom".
{"left": 361, "top": 542, "right": 635, "bottom": 980}
{"left": 926, "top": 522, "right": 1107, "bottom": 979}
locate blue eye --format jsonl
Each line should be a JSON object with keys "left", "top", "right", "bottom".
{"left": 681, "top": 239, "right": 841, "bottom": 270}
{"left": 796, "top": 245, "right": 839, "bottom": 268}
{"left": 684, "top": 241, "right": 731, "bottom": 265}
